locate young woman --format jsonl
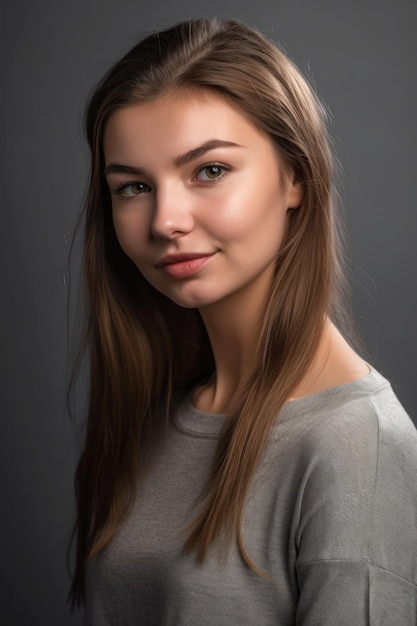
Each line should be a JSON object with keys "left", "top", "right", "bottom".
{"left": 70, "top": 18, "right": 417, "bottom": 624}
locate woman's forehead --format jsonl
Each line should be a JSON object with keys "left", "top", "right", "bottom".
{"left": 103, "top": 90, "right": 280, "bottom": 170}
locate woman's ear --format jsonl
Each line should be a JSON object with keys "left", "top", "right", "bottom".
{"left": 286, "top": 173, "right": 303, "bottom": 210}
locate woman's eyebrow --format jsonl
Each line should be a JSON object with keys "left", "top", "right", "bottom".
{"left": 173, "top": 139, "right": 243, "bottom": 167}
{"left": 103, "top": 164, "right": 145, "bottom": 176}
{"left": 103, "top": 139, "right": 242, "bottom": 177}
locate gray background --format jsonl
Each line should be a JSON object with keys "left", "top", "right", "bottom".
{"left": 1, "top": 1, "right": 415, "bottom": 624}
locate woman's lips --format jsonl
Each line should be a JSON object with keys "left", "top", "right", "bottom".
{"left": 157, "top": 253, "right": 216, "bottom": 278}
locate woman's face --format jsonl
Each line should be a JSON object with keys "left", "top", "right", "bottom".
{"left": 103, "top": 91, "right": 302, "bottom": 309}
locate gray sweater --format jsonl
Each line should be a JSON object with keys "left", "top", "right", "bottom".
{"left": 85, "top": 369, "right": 417, "bottom": 624}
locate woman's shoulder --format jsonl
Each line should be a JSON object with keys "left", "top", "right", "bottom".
{"left": 279, "top": 367, "right": 416, "bottom": 465}
{"left": 250, "top": 370, "right": 417, "bottom": 619}
{"left": 267, "top": 367, "right": 417, "bottom": 520}
{"left": 272, "top": 369, "right": 417, "bottom": 584}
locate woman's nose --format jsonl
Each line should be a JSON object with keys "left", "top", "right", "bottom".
{"left": 150, "top": 184, "right": 194, "bottom": 240}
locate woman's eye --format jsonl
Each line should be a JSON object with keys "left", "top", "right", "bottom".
{"left": 194, "top": 163, "right": 229, "bottom": 182}
{"left": 112, "top": 182, "right": 151, "bottom": 197}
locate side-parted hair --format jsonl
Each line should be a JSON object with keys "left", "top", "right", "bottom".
{"left": 70, "top": 17, "right": 349, "bottom": 606}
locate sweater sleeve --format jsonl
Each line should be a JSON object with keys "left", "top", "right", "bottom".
{"left": 293, "top": 392, "right": 417, "bottom": 625}
{"left": 296, "top": 559, "right": 417, "bottom": 625}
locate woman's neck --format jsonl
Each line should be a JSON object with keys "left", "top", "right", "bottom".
{"left": 194, "top": 271, "right": 272, "bottom": 414}
{"left": 193, "top": 308, "right": 369, "bottom": 415}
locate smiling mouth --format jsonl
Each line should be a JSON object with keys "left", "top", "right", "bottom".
{"left": 156, "top": 253, "right": 215, "bottom": 267}
{"left": 156, "top": 253, "right": 216, "bottom": 278}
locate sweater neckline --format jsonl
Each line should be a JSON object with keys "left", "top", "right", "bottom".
{"left": 173, "top": 367, "right": 390, "bottom": 438}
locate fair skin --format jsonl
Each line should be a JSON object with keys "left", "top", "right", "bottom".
{"left": 104, "top": 90, "right": 368, "bottom": 413}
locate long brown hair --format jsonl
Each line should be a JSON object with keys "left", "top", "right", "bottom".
{"left": 70, "top": 17, "right": 349, "bottom": 606}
